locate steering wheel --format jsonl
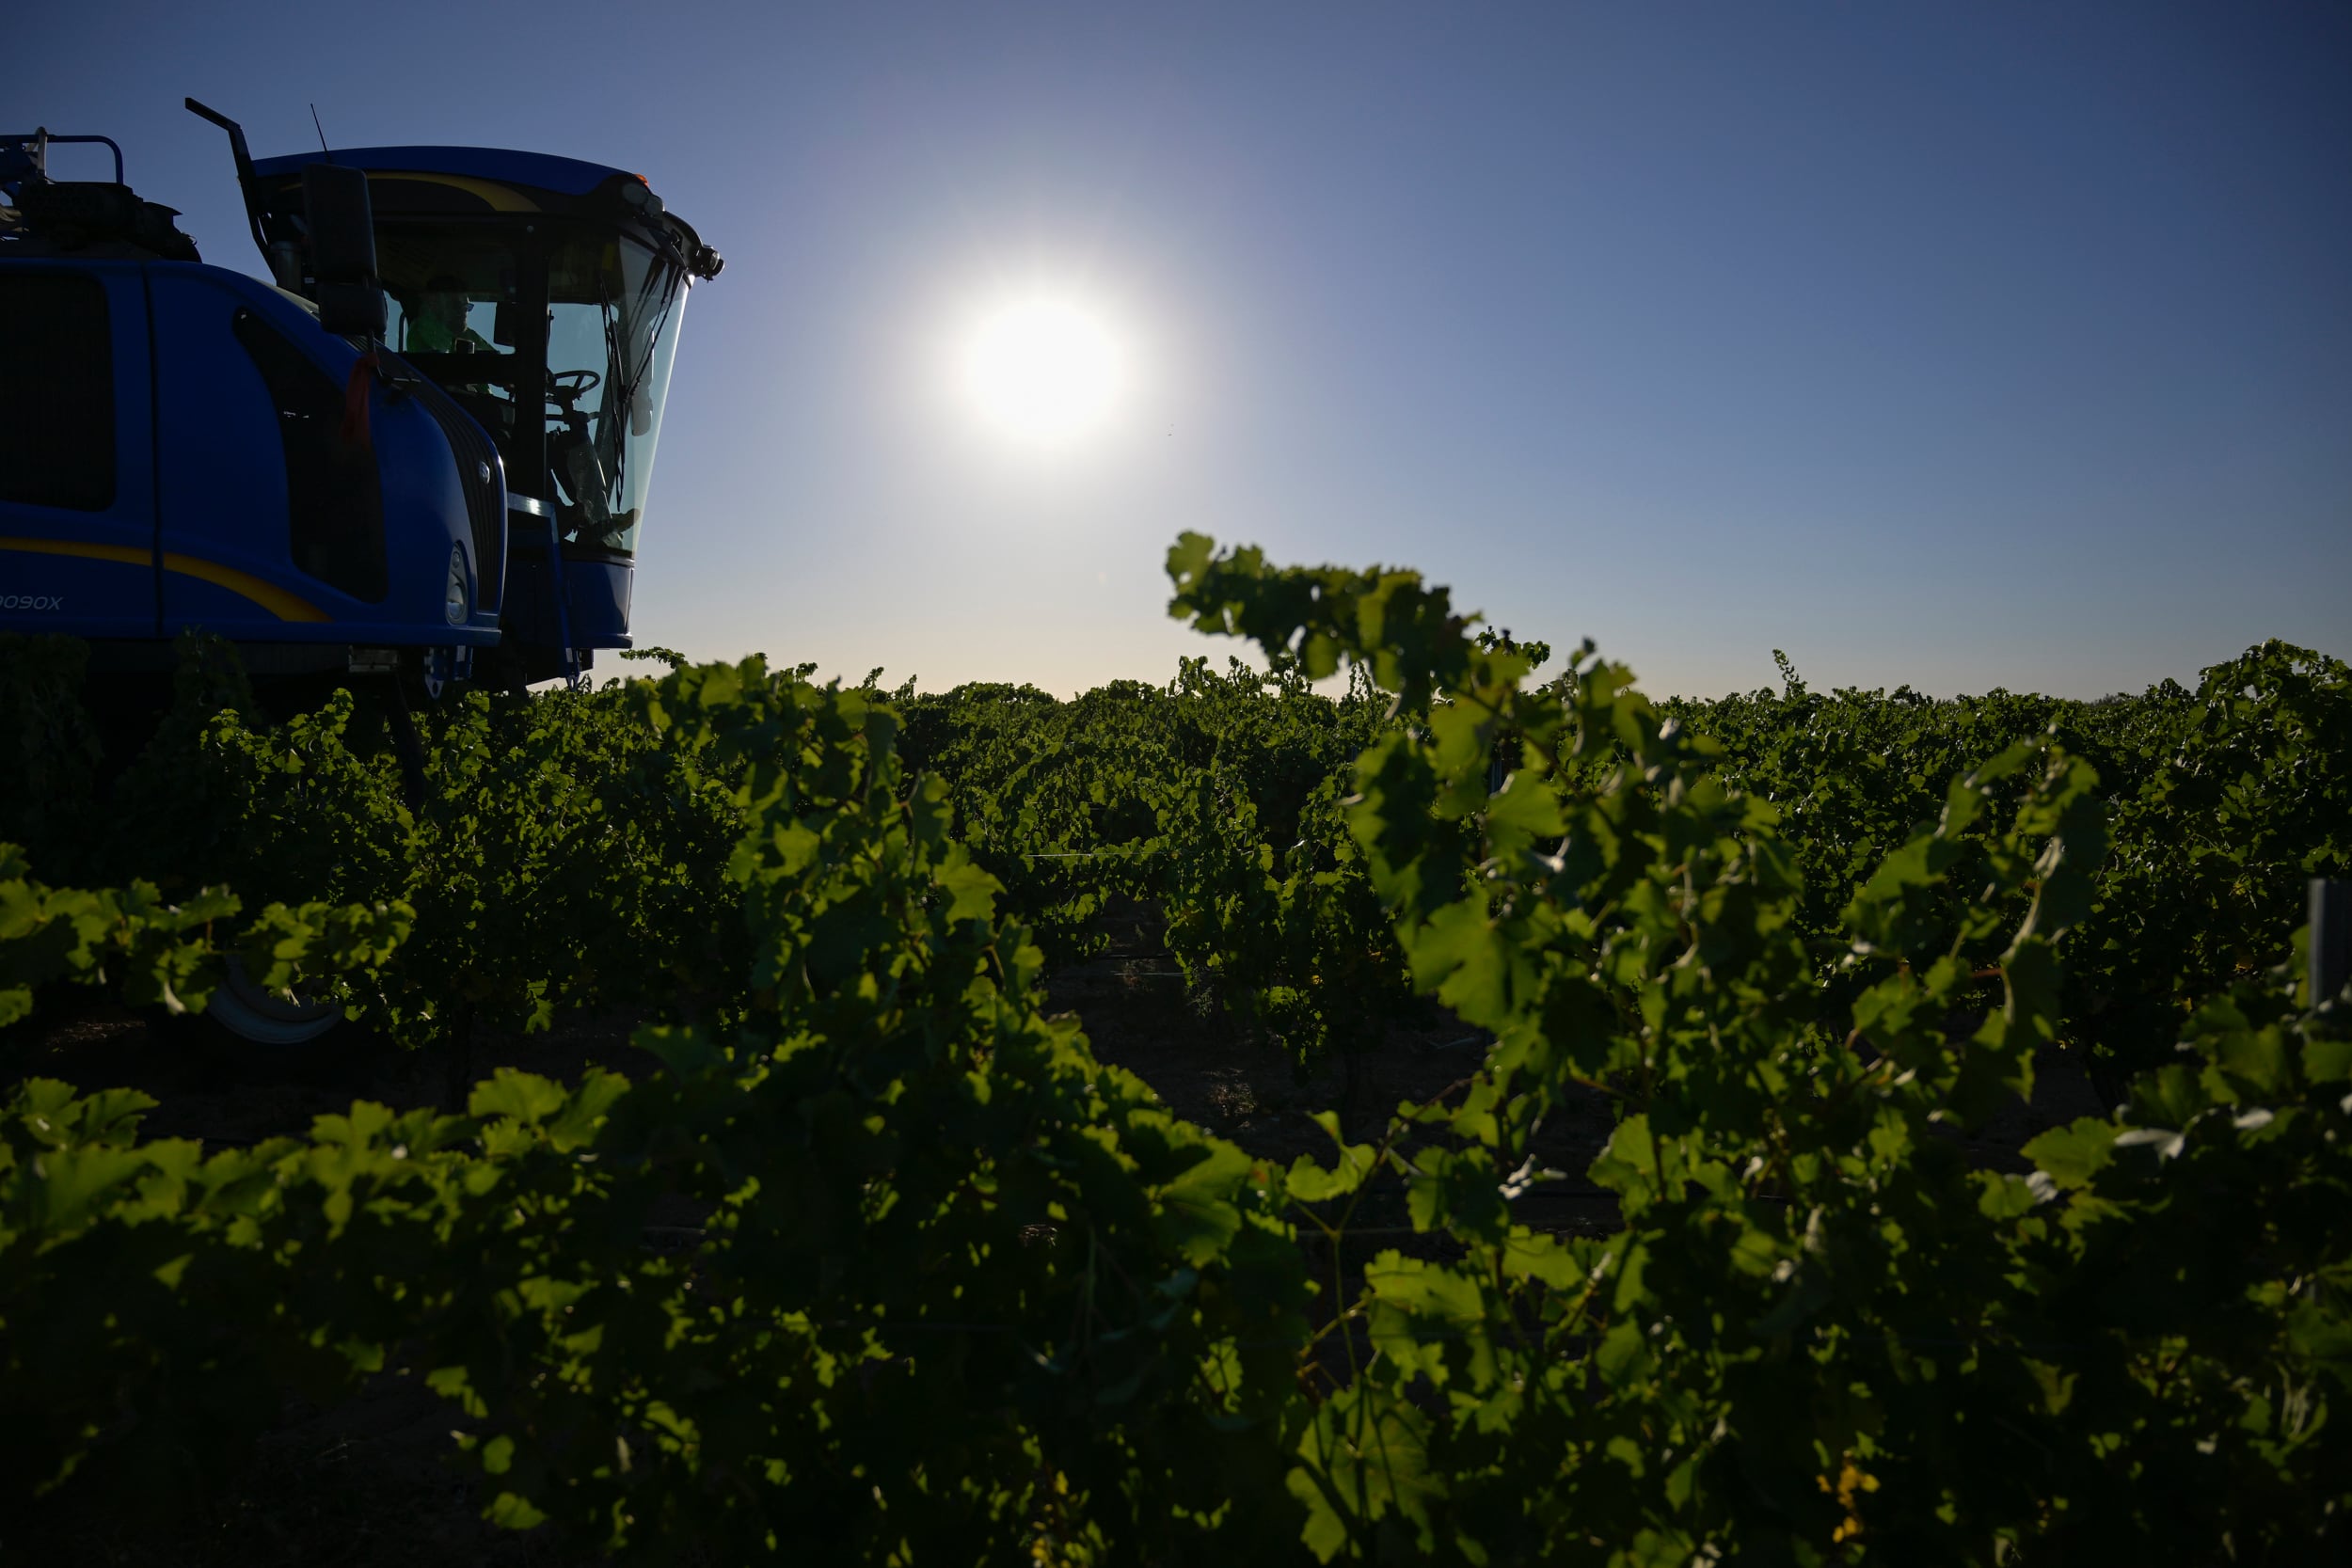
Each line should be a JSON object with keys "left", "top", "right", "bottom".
{"left": 548, "top": 368, "right": 602, "bottom": 406}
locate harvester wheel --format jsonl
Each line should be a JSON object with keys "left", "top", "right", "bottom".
{"left": 206, "top": 955, "right": 345, "bottom": 1046}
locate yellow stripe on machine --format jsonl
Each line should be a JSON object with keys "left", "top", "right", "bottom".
{"left": 0, "top": 537, "right": 331, "bottom": 623}
{"left": 369, "top": 172, "right": 541, "bottom": 213}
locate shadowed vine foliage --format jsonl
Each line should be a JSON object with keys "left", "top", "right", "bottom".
{"left": 0, "top": 637, "right": 753, "bottom": 1046}
{"left": 898, "top": 659, "right": 1391, "bottom": 969}
{"left": 1670, "top": 640, "right": 2349, "bottom": 1086}
{"left": 0, "top": 635, "right": 104, "bottom": 856}
{"left": 897, "top": 658, "right": 1412, "bottom": 1089}
{"left": 5, "top": 657, "right": 1311, "bottom": 1562}
{"left": 1, "top": 539, "right": 2345, "bottom": 1562}
{"left": 1166, "top": 531, "right": 2349, "bottom": 1562}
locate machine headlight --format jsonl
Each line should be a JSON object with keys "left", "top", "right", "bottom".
{"left": 444, "top": 545, "right": 469, "bottom": 626}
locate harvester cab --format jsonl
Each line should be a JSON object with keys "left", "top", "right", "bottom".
{"left": 0, "top": 102, "right": 720, "bottom": 694}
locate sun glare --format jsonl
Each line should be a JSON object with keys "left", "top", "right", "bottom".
{"left": 956, "top": 289, "right": 1134, "bottom": 451}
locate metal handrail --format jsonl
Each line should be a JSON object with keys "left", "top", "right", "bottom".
{"left": 2, "top": 129, "right": 126, "bottom": 185}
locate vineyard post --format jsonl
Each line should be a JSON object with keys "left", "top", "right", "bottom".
{"left": 439, "top": 1003, "right": 477, "bottom": 1110}
{"left": 2313, "top": 879, "right": 2351, "bottom": 1016}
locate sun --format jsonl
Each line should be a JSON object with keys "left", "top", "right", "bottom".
{"left": 955, "top": 288, "right": 1134, "bottom": 451}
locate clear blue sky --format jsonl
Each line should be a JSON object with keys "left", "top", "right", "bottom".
{"left": 25, "top": 1, "right": 2351, "bottom": 698}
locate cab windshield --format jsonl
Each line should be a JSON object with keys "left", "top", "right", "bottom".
{"left": 380, "top": 222, "right": 689, "bottom": 556}
{"left": 542, "top": 230, "right": 686, "bottom": 554}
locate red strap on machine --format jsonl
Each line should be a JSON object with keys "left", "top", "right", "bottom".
{"left": 341, "top": 349, "right": 381, "bottom": 451}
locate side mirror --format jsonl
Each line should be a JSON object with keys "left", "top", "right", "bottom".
{"left": 302, "top": 162, "right": 384, "bottom": 339}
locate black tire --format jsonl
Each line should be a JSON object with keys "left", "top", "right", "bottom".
{"left": 204, "top": 955, "right": 345, "bottom": 1046}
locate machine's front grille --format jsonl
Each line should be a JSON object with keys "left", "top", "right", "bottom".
{"left": 395, "top": 362, "right": 505, "bottom": 616}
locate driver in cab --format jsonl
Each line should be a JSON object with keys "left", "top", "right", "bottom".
{"left": 404, "top": 275, "right": 493, "bottom": 354}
